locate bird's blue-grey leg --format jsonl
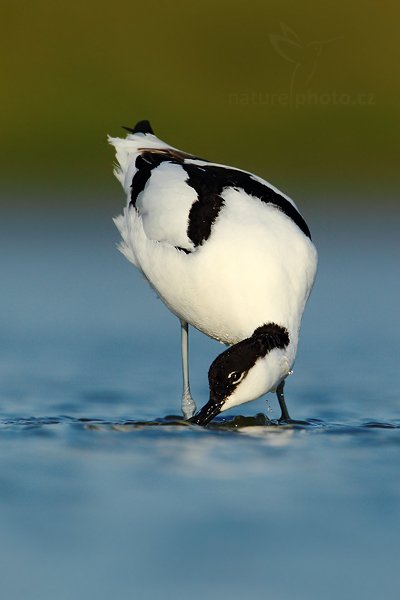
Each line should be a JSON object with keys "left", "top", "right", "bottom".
{"left": 180, "top": 319, "right": 196, "bottom": 419}
{"left": 276, "top": 379, "right": 291, "bottom": 421}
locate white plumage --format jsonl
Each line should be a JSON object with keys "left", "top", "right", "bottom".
{"left": 110, "top": 120, "right": 317, "bottom": 425}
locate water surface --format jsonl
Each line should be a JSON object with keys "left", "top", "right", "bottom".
{"left": 1, "top": 199, "right": 399, "bottom": 599}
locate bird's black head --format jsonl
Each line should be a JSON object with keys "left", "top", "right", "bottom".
{"left": 190, "top": 324, "right": 289, "bottom": 426}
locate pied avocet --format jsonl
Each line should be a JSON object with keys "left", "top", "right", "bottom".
{"left": 110, "top": 120, "right": 317, "bottom": 425}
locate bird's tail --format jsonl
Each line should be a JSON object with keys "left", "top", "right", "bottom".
{"left": 108, "top": 120, "right": 173, "bottom": 194}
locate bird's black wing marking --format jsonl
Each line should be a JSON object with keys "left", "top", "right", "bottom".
{"left": 183, "top": 164, "right": 226, "bottom": 247}
{"left": 130, "top": 155, "right": 155, "bottom": 207}
{"left": 130, "top": 153, "right": 179, "bottom": 207}
{"left": 130, "top": 149, "right": 204, "bottom": 208}
{"left": 233, "top": 170, "right": 312, "bottom": 240}
{"left": 130, "top": 151, "right": 311, "bottom": 242}
{"left": 184, "top": 164, "right": 311, "bottom": 243}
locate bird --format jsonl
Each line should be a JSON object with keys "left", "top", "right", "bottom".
{"left": 109, "top": 120, "right": 317, "bottom": 426}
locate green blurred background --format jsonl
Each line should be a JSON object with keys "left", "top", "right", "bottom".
{"left": 1, "top": 0, "right": 398, "bottom": 202}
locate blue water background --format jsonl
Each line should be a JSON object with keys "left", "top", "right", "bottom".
{"left": 1, "top": 197, "right": 399, "bottom": 599}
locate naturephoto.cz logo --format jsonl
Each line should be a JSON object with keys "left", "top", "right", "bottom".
{"left": 229, "top": 23, "right": 376, "bottom": 108}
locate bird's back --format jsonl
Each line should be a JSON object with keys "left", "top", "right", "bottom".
{"left": 110, "top": 125, "right": 317, "bottom": 350}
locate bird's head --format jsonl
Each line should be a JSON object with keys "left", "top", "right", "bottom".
{"left": 190, "top": 324, "right": 290, "bottom": 426}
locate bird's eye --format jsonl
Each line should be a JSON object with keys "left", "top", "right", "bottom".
{"left": 228, "top": 371, "right": 243, "bottom": 384}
